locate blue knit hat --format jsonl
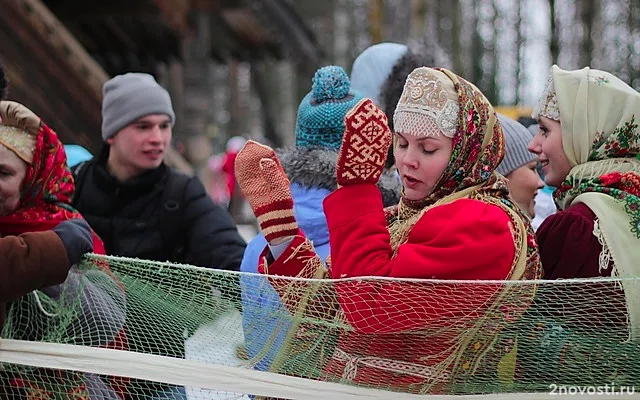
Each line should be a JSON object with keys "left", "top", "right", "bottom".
{"left": 295, "top": 66, "right": 364, "bottom": 150}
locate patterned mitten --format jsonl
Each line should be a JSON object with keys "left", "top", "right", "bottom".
{"left": 235, "top": 140, "right": 298, "bottom": 243}
{"left": 336, "top": 98, "right": 392, "bottom": 187}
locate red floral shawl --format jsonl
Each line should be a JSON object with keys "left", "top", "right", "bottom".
{"left": 0, "top": 114, "right": 129, "bottom": 398}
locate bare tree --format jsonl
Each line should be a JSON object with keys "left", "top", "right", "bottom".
{"left": 470, "top": 0, "right": 483, "bottom": 85}
{"left": 251, "top": 62, "right": 281, "bottom": 147}
{"left": 515, "top": 0, "right": 523, "bottom": 104}
{"left": 579, "top": 0, "right": 597, "bottom": 67}
{"left": 549, "top": 0, "right": 559, "bottom": 64}
{"left": 627, "top": 0, "right": 640, "bottom": 89}
{"left": 386, "top": 0, "right": 413, "bottom": 43}
{"left": 410, "top": 0, "right": 428, "bottom": 40}
{"left": 451, "top": 0, "right": 463, "bottom": 75}
{"left": 486, "top": 0, "right": 499, "bottom": 105}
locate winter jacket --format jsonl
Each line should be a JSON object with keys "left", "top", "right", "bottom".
{"left": 72, "top": 146, "right": 246, "bottom": 270}
{"left": 257, "top": 184, "right": 517, "bottom": 392}
{"left": 0, "top": 231, "right": 69, "bottom": 332}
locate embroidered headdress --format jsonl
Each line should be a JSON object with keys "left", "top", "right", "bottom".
{"left": 393, "top": 67, "right": 458, "bottom": 138}
{"left": 0, "top": 101, "right": 40, "bottom": 163}
{"left": 532, "top": 68, "right": 560, "bottom": 122}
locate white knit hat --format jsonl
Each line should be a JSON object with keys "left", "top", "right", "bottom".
{"left": 350, "top": 43, "right": 408, "bottom": 107}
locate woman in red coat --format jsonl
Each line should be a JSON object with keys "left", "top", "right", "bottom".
{"left": 0, "top": 101, "right": 127, "bottom": 399}
{"left": 235, "top": 67, "right": 541, "bottom": 394}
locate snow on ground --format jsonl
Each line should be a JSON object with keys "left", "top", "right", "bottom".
{"left": 183, "top": 223, "right": 256, "bottom": 399}
{"left": 184, "top": 310, "right": 251, "bottom": 400}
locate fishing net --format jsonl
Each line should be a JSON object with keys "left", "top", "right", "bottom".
{"left": 1, "top": 254, "right": 638, "bottom": 399}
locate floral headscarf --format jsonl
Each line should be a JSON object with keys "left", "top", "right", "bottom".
{"left": 392, "top": 68, "right": 508, "bottom": 211}
{"left": 0, "top": 101, "right": 129, "bottom": 399}
{"left": 388, "top": 68, "right": 539, "bottom": 271}
{"left": 389, "top": 67, "right": 542, "bottom": 385}
{"left": 0, "top": 101, "right": 81, "bottom": 233}
{"left": 537, "top": 66, "right": 640, "bottom": 236}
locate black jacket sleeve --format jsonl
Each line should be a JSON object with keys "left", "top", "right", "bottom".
{"left": 182, "top": 176, "right": 247, "bottom": 271}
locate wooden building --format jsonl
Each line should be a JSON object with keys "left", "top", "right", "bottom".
{"left": 0, "top": 0, "right": 323, "bottom": 155}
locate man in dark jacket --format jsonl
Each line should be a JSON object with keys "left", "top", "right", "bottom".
{"left": 71, "top": 72, "right": 247, "bottom": 399}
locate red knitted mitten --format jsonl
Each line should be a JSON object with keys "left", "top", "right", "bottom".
{"left": 235, "top": 140, "right": 298, "bottom": 243}
{"left": 336, "top": 98, "right": 392, "bottom": 187}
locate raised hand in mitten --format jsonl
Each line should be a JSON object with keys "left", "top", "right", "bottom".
{"left": 336, "top": 98, "right": 392, "bottom": 187}
{"left": 235, "top": 140, "right": 298, "bottom": 244}
{"left": 53, "top": 219, "right": 94, "bottom": 266}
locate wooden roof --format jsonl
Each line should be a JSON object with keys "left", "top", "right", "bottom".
{"left": 0, "top": 0, "right": 323, "bottom": 153}
{"left": 0, "top": 0, "right": 107, "bottom": 152}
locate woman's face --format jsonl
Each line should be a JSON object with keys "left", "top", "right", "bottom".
{"left": 506, "top": 161, "right": 545, "bottom": 218}
{"left": 0, "top": 143, "right": 27, "bottom": 215}
{"left": 527, "top": 117, "right": 572, "bottom": 187}
{"left": 394, "top": 132, "right": 453, "bottom": 200}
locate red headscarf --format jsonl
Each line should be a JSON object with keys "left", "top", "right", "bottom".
{"left": 0, "top": 101, "right": 128, "bottom": 398}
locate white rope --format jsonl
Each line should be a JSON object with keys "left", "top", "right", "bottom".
{"left": 30, "top": 291, "right": 58, "bottom": 317}
{"left": 0, "top": 339, "right": 630, "bottom": 399}
{"left": 91, "top": 253, "right": 640, "bottom": 285}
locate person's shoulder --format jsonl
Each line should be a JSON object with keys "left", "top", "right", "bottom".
{"left": 166, "top": 168, "right": 218, "bottom": 214}
{"left": 413, "top": 198, "right": 513, "bottom": 241}
{"left": 542, "top": 202, "right": 595, "bottom": 228}
{"left": 166, "top": 168, "right": 199, "bottom": 195}
{"left": 70, "top": 159, "right": 93, "bottom": 178}
{"left": 537, "top": 202, "right": 596, "bottom": 243}
{"left": 166, "top": 167, "right": 193, "bottom": 183}
{"left": 422, "top": 198, "right": 511, "bottom": 223}
{"left": 562, "top": 202, "right": 595, "bottom": 219}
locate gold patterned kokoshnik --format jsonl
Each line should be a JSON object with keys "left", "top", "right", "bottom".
{"left": 0, "top": 125, "right": 37, "bottom": 164}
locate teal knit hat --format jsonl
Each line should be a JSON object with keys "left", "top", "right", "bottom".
{"left": 295, "top": 66, "right": 364, "bottom": 150}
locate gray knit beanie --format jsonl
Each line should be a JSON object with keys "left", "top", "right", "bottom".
{"left": 101, "top": 73, "right": 175, "bottom": 141}
{"left": 496, "top": 114, "right": 537, "bottom": 176}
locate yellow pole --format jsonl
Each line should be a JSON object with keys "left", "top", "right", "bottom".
{"left": 369, "top": 0, "right": 384, "bottom": 43}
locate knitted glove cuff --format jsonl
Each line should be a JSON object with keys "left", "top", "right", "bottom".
{"left": 255, "top": 199, "right": 298, "bottom": 242}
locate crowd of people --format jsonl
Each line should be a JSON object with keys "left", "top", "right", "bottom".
{"left": 1, "top": 38, "right": 640, "bottom": 398}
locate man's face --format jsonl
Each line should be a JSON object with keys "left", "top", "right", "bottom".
{"left": 107, "top": 114, "right": 172, "bottom": 178}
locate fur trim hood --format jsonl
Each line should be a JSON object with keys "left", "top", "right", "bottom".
{"left": 276, "top": 147, "right": 401, "bottom": 207}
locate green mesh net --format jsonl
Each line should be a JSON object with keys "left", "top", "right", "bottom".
{"left": 1, "top": 254, "right": 639, "bottom": 399}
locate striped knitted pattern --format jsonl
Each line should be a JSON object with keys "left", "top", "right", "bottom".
{"left": 254, "top": 199, "right": 298, "bottom": 242}
{"left": 235, "top": 141, "right": 298, "bottom": 242}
